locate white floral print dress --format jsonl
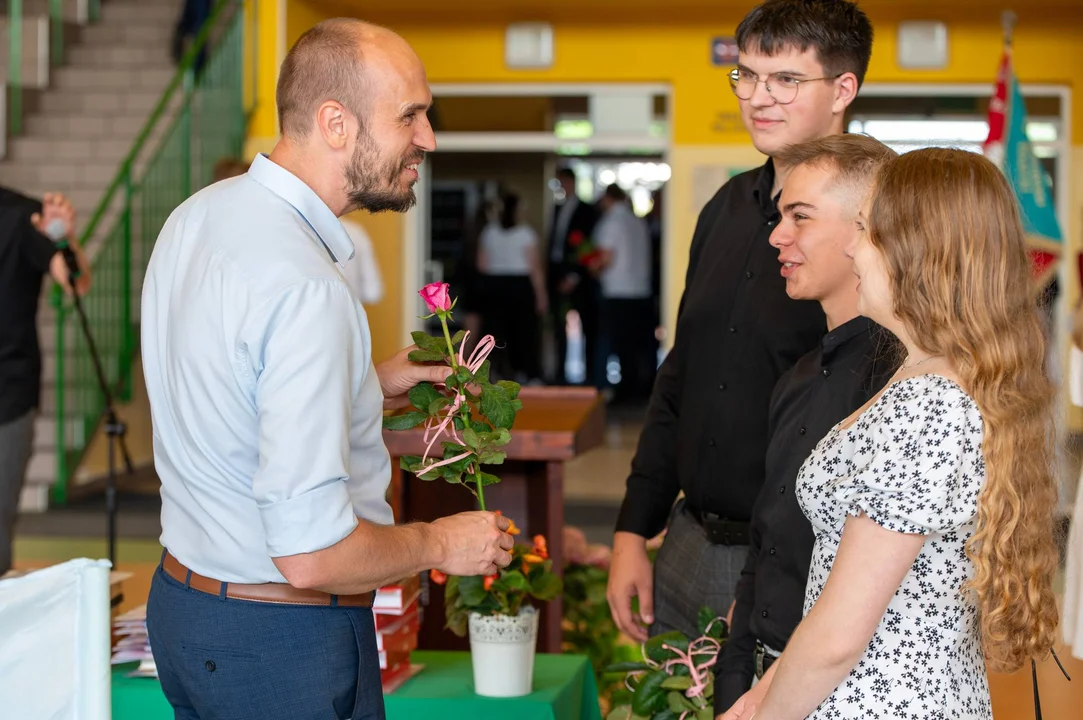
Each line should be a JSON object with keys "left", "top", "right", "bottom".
{"left": 795, "top": 375, "right": 992, "bottom": 719}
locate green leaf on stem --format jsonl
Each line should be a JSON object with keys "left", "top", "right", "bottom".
{"left": 383, "top": 412, "right": 427, "bottom": 431}
{"left": 497, "top": 380, "right": 521, "bottom": 399}
{"left": 453, "top": 416, "right": 465, "bottom": 431}
{"left": 695, "top": 707, "right": 714, "bottom": 720}
{"left": 457, "top": 575, "right": 487, "bottom": 606}
{"left": 494, "top": 428, "right": 511, "bottom": 446}
{"left": 474, "top": 360, "right": 491, "bottom": 386}
{"left": 451, "top": 329, "right": 466, "bottom": 348}
{"left": 478, "top": 450, "right": 505, "bottom": 465}
{"left": 501, "top": 570, "right": 529, "bottom": 590}
{"left": 661, "top": 676, "right": 694, "bottom": 691}
{"left": 667, "top": 691, "right": 697, "bottom": 714}
{"left": 408, "top": 383, "right": 443, "bottom": 413}
{"left": 411, "top": 331, "right": 447, "bottom": 354}
{"left": 603, "top": 662, "right": 652, "bottom": 674}
{"left": 644, "top": 631, "right": 689, "bottom": 664}
{"left": 631, "top": 670, "right": 668, "bottom": 716}
{"left": 477, "top": 472, "right": 501, "bottom": 486}
{"left": 462, "top": 428, "right": 480, "bottom": 449}
{"left": 428, "top": 397, "right": 450, "bottom": 415}
{"left": 480, "top": 383, "right": 516, "bottom": 429}
{"left": 530, "top": 572, "right": 562, "bottom": 601}
{"left": 407, "top": 349, "right": 446, "bottom": 363}
{"left": 697, "top": 607, "right": 718, "bottom": 637}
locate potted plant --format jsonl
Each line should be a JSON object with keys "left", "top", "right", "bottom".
{"left": 604, "top": 607, "right": 727, "bottom": 720}
{"left": 430, "top": 531, "right": 562, "bottom": 696}
{"left": 386, "top": 283, "right": 562, "bottom": 696}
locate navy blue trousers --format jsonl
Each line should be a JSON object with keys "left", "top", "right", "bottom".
{"left": 147, "top": 560, "right": 385, "bottom": 720}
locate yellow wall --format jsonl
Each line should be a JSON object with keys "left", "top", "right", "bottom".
{"left": 251, "top": 2, "right": 1083, "bottom": 366}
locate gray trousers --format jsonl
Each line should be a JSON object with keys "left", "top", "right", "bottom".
{"left": 650, "top": 500, "right": 746, "bottom": 640}
{"left": 0, "top": 411, "right": 35, "bottom": 576}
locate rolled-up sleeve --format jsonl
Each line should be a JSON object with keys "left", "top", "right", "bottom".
{"left": 251, "top": 278, "right": 360, "bottom": 557}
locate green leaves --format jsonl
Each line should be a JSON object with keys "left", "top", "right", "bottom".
{"left": 408, "top": 349, "right": 445, "bottom": 363}
{"left": 411, "top": 331, "right": 447, "bottom": 355}
{"left": 477, "top": 472, "right": 501, "bottom": 487}
{"left": 382, "top": 411, "right": 426, "bottom": 431}
{"left": 530, "top": 571, "right": 563, "bottom": 601}
{"left": 457, "top": 575, "right": 487, "bottom": 605}
{"left": 408, "top": 382, "right": 443, "bottom": 413}
{"left": 631, "top": 670, "right": 668, "bottom": 716}
{"left": 480, "top": 383, "right": 517, "bottom": 429}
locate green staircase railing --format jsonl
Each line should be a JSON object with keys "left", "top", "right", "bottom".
{"left": 50, "top": 0, "right": 255, "bottom": 503}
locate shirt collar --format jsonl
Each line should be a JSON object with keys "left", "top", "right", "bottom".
{"left": 821, "top": 315, "right": 878, "bottom": 357}
{"left": 751, "top": 158, "right": 779, "bottom": 219}
{"left": 247, "top": 154, "right": 355, "bottom": 266}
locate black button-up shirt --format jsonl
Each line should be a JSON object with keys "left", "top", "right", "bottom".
{"left": 616, "top": 161, "right": 825, "bottom": 537}
{"left": 714, "top": 316, "right": 897, "bottom": 711}
{"left": 0, "top": 187, "right": 52, "bottom": 424}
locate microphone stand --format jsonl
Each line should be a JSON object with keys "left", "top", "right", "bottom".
{"left": 65, "top": 260, "right": 134, "bottom": 568}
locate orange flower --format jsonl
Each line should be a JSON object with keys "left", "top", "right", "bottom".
{"left": 532, "top": 534, "right": 549, "bottom": 559}
{"left": 429, "top": 569, "right": 447, "bottom": 585}
{"left": 522, "top": 553, "right": 544, "bottom": 564}
{"left": 494, "top": 509, "right": 520, "bottom": 535}
{"left": 483, "top": 574, "right": 497, "bottom": 591}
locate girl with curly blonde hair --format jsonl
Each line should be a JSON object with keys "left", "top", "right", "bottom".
{"left": 734, "top": 148, "right": 1060, "bottom": 720}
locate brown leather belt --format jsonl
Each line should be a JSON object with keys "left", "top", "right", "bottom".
{"left": 162, "top": 551, "right": 374, "bottom": 608}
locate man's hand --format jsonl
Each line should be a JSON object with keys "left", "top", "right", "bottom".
{"left": 430, "top": 511, "right": 514, "bottom": 576}
{"left": 376, "top": 345, "right": 452, "bottom": 410}
{"left": 31, "top": 192, "right": 75, "bottom": 240}
{"left": 607, "top": 531, "right": 654, "bottom": 642}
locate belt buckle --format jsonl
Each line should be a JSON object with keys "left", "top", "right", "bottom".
{"left": 754, "top": 641, "right": 766, "bottom": 679}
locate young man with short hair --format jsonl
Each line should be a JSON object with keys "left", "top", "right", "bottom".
{"left": 715, "top": 133, "right": 898, "bottom": 719}
{"left": 607, "top": 0, "right": 874, "bottom": 645}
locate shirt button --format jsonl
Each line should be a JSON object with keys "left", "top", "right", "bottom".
{"left": 822, "top": 368, "right": 831, "bottom": 377}
{"left": 745, "top": 271, "right": 754, "bottom": 279}
{"left": 779, "top": 485, "right": 785, "bottom": 494}
{"left": 709, "top": 439, "right": 716, "bottom": 447}
{"left": 762, "top": 610, "right": 769, "bottom": 618}
{"left": 718, "top": 383, "right": 727, "bottom": 391}
{"left": 728, "top": 327, "right": 737, "bottom": 334}
{"left": 205, "top": 661, "right": 216, "bottom": 672}
{"left": 769, "top": 547, "right": 777, "bottom": 556}
{"left": 799, "top": 427, "right": 807, "bottom": 435}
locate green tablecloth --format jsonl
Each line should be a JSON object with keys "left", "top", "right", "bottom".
{"left": 113, "top": 651, "right": 603, "bottom": 720}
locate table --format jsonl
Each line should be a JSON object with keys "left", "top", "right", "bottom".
{"left": 112, "top": 652, "right": 603, "bottom": 720}
{"left": 384, "top": 386, "right": 606, "bottom": 654}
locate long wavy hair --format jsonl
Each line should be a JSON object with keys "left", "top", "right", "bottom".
{"left": 868, "top": 148, "right": 1059, "bottom": 672}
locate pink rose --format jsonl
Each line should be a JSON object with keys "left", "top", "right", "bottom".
{"left": 419, "top": 282, "right": 452, "bottom": 313}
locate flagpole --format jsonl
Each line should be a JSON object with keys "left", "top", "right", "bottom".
{"left": 1001, "top": 10, "right": 1017, "bottom": 48}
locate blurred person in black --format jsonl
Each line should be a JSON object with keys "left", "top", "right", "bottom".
{"left": 0, "top": 188, "right": 91, "bottom": 575}
{"left": 713, "top": 134, "right": 897, "bottom": 719}
{"left": 546, "top": 167, "right": 598, "bottom": 385}
{"left": 606, "top": 0, "right": 873, "bottom": 645}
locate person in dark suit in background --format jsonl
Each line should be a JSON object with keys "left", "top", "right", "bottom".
{"left": 547, "top": 167, "right": 599, "bottom": 385}
{"left": 0, "top": 188, "right": 91, "bottom": 576}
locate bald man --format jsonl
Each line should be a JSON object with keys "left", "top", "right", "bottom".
{"left": 140, "top": 20, "right": 513, "bottom": 719}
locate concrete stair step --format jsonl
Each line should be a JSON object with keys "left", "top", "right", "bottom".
{"left": 101, "top": 0, "right": 183, "bottom": 24}
{"left": 34, "top": 415, "right": 87, "bottom": 451}
{"left": 79, "top": 20, "right": 177, "bottom": 47}
{"left": 26, "top": 114, "right": 158, "bottom": 139}
{"left": 0, "top": 15, "right": 50, "bottom": 88}
{"left": 25, "top": 452, "right": 56, "bottom": 485}
{"left": 19, "top": 484, "right": 50, "bottom": 513}
{"left": 38, "top": 88, "right": 163, "bottom": 115}
{"left": 66, "top": 44, "right": 174, "bottom": 68}
{"left": 51, "top": 66, "right": 177, "bottom": 92}
{"left": 22, "top": 0, "right": 89, "bottom": 24}
{"left": 8, "top": 135, "right": 133, "bottom": 163}
{"left": 0, "top": 161, "right": 122, "bottom": 189}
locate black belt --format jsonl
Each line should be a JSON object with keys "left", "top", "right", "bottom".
{"left": 684, "top": 505, "right": 750, "bottom": 546}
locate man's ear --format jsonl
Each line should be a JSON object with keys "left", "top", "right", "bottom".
{"left": 832, "top": 72, "right": 860, "bottom": 115}
{"left": 316, "top": 101, "right": 349, "bottom": 150}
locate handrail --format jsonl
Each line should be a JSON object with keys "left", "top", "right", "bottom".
{"left": 49, "top": 0, "right": 251, "bottom": 503}
{"left": 71, "top": 0, "right": 234, "bottom": 247}
{"left": 7, "top": 0, "right": 22, "bottom": 135}
{"left": 50, "top": 0, "right": 63, "bottom": 66}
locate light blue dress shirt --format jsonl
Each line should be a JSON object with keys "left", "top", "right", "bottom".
{"left": 141, "top": 153, "right": 393, "bottom": 584}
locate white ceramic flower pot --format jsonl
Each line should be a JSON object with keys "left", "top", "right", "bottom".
{"left": 467, "top": 606, "right": 539, "bottom": 697}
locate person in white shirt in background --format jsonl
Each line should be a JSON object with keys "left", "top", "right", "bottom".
{"left": 592, "top": 183, "right": 655, "bottom": 404}
{"left": 339, "top": 217, "right": 384, "bottom": 305}
{"left": 476, "top": 193, "right": 548, "bottom": 383}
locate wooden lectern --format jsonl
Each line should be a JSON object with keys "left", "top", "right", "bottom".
{"left": 383, "top": 386, "right": 605, "bottom": 654}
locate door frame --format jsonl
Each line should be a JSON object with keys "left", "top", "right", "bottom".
{"left": 401, "top": 82, "right": 674, "bottom": 346}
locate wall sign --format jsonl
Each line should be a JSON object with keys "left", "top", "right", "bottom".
{"left": 711, "top": 37, "right": 739, "bottom": 66}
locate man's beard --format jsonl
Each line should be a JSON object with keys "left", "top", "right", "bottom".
{"left": 344, "top": 130, "right": 423, "bottom": 214}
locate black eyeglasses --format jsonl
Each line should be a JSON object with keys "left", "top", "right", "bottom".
{"left": 728, "top": 68, "right": 842, "bottom": 105}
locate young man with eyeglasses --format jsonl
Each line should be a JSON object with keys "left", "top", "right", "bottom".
{"left": 607, "top": 0, "right": 874, "bottom": 648}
